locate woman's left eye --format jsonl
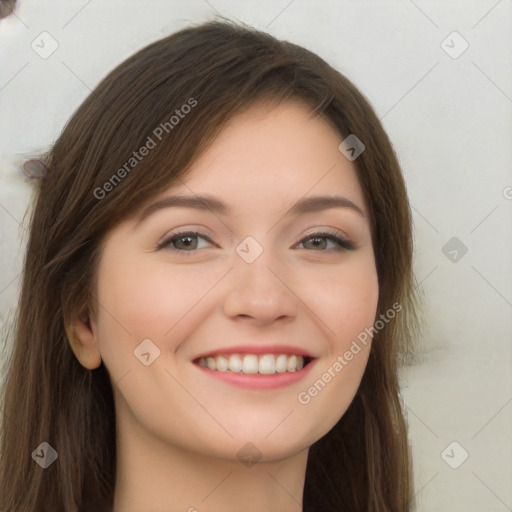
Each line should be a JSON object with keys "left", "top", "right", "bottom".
{"left": 157, "top": 230, "right": 354, "bottom": 253}
{"left": 296, "top": 231, "right": 355, "bottom": 251}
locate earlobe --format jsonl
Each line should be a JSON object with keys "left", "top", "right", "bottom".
{"left": 65, "top": 310, "right": 102, "bottom": 370}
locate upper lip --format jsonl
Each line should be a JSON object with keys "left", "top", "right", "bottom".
{"left": 193, "top": 344, "right": 317, "bottom": 361}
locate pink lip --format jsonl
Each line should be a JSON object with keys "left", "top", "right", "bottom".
{"left": 193, "top": 358, "right": 317, "bottom": 390}
{"left": 192, "top": 344, "right": 316, "bottom": 361}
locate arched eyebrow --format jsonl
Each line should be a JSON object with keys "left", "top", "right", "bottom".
{"left": 135, "top": 193, "right": 365, "bottom": 226}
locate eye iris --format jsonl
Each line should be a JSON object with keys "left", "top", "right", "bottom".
{"left": 176, "top": 235, "right": 197, "bottom": 250}
{"left": 306, "top": 237, "right": 326, "bottom": 250}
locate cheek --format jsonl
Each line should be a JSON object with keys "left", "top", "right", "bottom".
{"left": 292, "top": 255, "right": 378, "bottom": 437}
{"left": 300, "top": 253, "right": 379, "bottom": 350}
{"left": 94, "top": 257, "right": 225, "bottom": 378}
{"left": 96, "top": 259, "right": 215, "bottom": 338}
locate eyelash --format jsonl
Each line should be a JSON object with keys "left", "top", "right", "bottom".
{"left": 157, "top": 229, "right": 355, "bottom": 253}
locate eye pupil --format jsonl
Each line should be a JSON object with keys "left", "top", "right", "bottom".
{"left": 306, "top": 237, "right": 326, "bottom": 250}
{"left": 176, "top": 235, "right": 197, "bottom": 250}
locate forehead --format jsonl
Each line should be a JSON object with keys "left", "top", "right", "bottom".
{"left": 166, "top": 101, "right": 366, "bottom": 209}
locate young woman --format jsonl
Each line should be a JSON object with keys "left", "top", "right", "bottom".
{"left": 0, "top": 18, "right": 420, "bottom": 512}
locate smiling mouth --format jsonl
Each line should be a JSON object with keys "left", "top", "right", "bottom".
{"left": 194, "top": 353, "right": 314, "bottom": 375}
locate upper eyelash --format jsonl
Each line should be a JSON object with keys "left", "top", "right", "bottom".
{"left": 157, "top": 230, "right": 355, "bottom": 252}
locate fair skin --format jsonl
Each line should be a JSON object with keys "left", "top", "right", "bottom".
{"left": 68, "top": 100, "right": 379, "bottom": 512}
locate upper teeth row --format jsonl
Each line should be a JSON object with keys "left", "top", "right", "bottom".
{"left": 198, "top": 354, "right": 305, "bottom": 374}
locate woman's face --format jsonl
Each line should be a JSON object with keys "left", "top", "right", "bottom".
{"left": 88, "top": 100, "right": 379, "bottom": 462}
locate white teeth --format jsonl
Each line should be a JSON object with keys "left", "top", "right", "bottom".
{"left": 216, "top": 355, "right": 228, "bottom": 372}
{"left": 197, "top": 353, "right": 307, "bottom": 374}
{"left": 228, "top": 354, "right": 242, "bottom": 372}
{"left": 258, "top": 354, "right": 275, "bottom": 374}
{"left": 242, "top": 354, "right": 259, "bottom": 374}
{"left": 275, "top": 354, "right": 288, "bottom": 373}
{"left": 287, "top": 355, "right": 297, "bottom": 372}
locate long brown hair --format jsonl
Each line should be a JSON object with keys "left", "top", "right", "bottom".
{"left": 0, "top": 18, "right": 420, "bottom": 511}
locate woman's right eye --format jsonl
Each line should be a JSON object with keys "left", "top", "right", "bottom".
{"left": 157, "top": 231, "right": 214, "bottom": 252}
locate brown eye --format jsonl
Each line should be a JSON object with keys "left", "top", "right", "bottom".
{"left": 158, "top": 231, "right": 214, "bottom": 252}
{"left": 298, "top": 231, "right": 355, "bottom": 251}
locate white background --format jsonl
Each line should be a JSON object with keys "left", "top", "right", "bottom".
{"left": 0, "top": 1, "right": 511, "bottom": 510}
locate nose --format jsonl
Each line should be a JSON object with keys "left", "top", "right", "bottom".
{"left": 222, "top": 249, "right": 297, "bottom": 326}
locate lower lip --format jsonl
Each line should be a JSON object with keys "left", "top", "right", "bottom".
{"left": 194, "top": 359, "right": 317, "bottom": 389}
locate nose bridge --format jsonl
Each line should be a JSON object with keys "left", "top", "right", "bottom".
{"left": 223, "top": 237, "right": 297, "bottom": 323}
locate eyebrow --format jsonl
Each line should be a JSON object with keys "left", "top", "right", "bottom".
{"left": 136, "top": 193, "right": 365, "bottom": 225}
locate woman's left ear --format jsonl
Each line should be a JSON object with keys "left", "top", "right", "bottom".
{"left": 65, "top": 308, "right": 102, "bottom": 370}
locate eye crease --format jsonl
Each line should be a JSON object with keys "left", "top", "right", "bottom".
{"left": 156, "top": 229, "right": 355, "bottom": 253}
